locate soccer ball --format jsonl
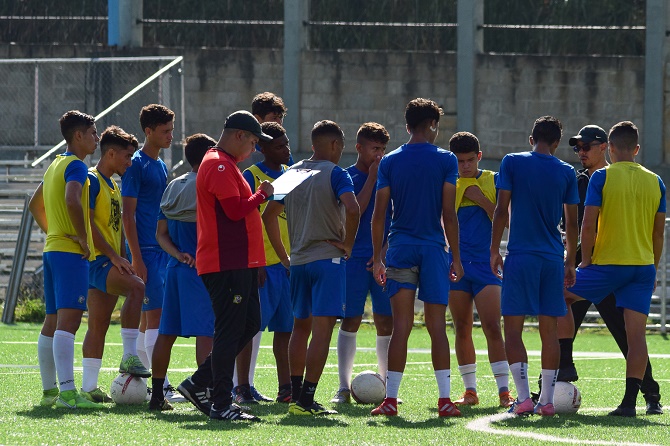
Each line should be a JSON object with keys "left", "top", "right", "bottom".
{"left": 553, "top": 381, "right": 581, "bottom": 414}
{"left": 350, "top": 370, "right": 386, "bottom": 404}
{"left": 110, "top": 373, "right": 147, "bottom": 405}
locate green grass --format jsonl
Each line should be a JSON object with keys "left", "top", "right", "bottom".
{"left": 0, "top": 322, "right": 668, "bottom": 445}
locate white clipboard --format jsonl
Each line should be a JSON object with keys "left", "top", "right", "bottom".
{"left": 269, "top": 168, "right": 320, "bottom": 200}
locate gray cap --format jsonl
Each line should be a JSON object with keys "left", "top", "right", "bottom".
{"left": 224, "top": 110, "right": 272, "bottom": 142}
{"left": 568, "top": 125, "right": 607, "bottom": 146}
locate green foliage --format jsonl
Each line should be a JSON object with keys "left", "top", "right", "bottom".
{"left": 14, "top": 298, "right": 45, "bottom": 322}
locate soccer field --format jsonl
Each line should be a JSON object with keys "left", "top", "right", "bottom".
{"left": 0, "top": 322, "right": 668, "bottom": 445}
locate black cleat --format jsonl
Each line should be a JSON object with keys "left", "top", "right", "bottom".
{"left": 177, "top": 376, "right": 212, "bottom": 415}
{"left": 210, "top": 403, "right": 261, "bottom": 422}
{"left": 149, "top": 397, "right": 173, "bottom": 411}
{"left": 608, "top": 405, "right": 636, "bottom": 417}
{"left": 644, "top": 394, "right": 663, "bottom": 415}
{"left": 557, "top": 363, "right": 579, "bottom": 382}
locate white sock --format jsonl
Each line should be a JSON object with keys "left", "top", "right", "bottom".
{"left": 336, "top": 329, "right": 357, "bottom": 389}
{"left": 137, "top": 332, "right": 149, "bottom": 368}
{"left": 120, "top": 328, "right": 139, "bottom": 358}
{"left": 435, "top": 369, "right": 451, "bottom": 399}
{"left": 233, "top": 363, "right": 239, "bottom": 387}
{"left": 81, "top": 358, "right": 102, "bottom": 392}
{"left": 539, "top": 369, "right": 558, "bottom": 405}
{"left": 375, "top": 335, "right": 391, "bottom": 382}
{"left": 509, "top": 362, "right": 530, "bottom": 401}
{"left": 249, "top": 331, "right": 262, "bottom": 386}
{"left": 490, "top": 360, "right": 510, "bottom": 393}
{"left": 458, "top": 363, "right": 477, "bottom": 392}
{"left": 144, "top": 328, "right": 159, "bottom": 369}
{"left": 386, "top": 370, "right": 403, "bottom": 399}
{"left": 53, "top": 330, "right": 76, "bottom": 392}
{"left": 37, "top": 334, "right": 57, "bottom": 391}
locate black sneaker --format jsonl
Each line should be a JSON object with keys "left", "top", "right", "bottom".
{"left": 276, "top": 385, "right": 292, "bottom": 403}
{"left": 608, "top": 405, "right": 636, "bottom": 417}
{"left": 210, "top": 403, "right": 261, "bottom": 422}
{"left": 645, "top": 394, "right": 663, "bottom": 415}
{"left": 177, "top": 376, "right": 212, "bottom": 415}
{"left": 557, "top": 363, "right": 579, "bottom": 382}
{"left": 232, "top": 385, "right": 257, "bottom": 405}
{"left": 149, "top": 397, "right": 173, "bottom": 411}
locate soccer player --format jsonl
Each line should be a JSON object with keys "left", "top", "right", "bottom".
{"left": 29, "top": 110, "right": 100, "bottom": 409}
{"left": 149, "top": 133, "right": 216, "bottom": 411}
{"left": 556, "top": 124, "right": 662, "bottom": 415}
{"left": 263, "top": 120, "right": 360, "bottom": 416}
{"left": 121, "top": 104, "right": 175, "bottom": 398}
{"left": 370, "top": 98, "right": 464, "bottom": 418}
{"left": 447, "top": 131, "right": 513, "bottom": 409}
{"left": 183, "top": 110, "right": 273, "bottom": 422}
{"left": 331, "top": 122, "right": 392, "bottom": 404}
{"left": 560, "top": 121, "right": 665, "bottom": 417}
{"left": 234, "top": 91, "right": 291, "bottom": 403}
{"left": 240, "top": 122, "right": 293, "bottom": 404}
{"left": 80, "top": 126, "right": 150, "bottom": 404}
{"left": 491, "top": 116, "right": 579, "bottom": 417}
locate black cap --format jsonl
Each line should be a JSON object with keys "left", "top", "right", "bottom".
{"left": 568, "top": 125, "right": 608, "bottom": 146}
{"left": 224, "top": 111, "right": 272, "bottom": 142}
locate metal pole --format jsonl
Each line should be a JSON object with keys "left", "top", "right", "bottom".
{"left": 456, "top": 0, "right": 483, "bottom": 132}
{"left": 283, "top": 0, "right": 308, "bottom": 152}
{"left": 661, "top": 219, "right": 668, "bottom": 334}
{"left": 642, "top": 0, "right": 666, "bottom": 167}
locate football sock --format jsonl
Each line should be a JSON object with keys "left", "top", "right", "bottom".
{"left": 53, "top": 330, "right": 76, "bottom": 392}
{"left": 622, "top": 377, "right": 642, "bottom": 407}
{"left": 435, "top": 369, "right": 451, "bottom": 399}
{"left": 120, "top": 328, "right": 139, "bottom": 358}
{"left": 458, "top": 363, "right": 477, "bottom": 392}
{"left": 290, "top": 375, "right": 303, "bottom": 402}
{"left": 490, "top": 360, "right": 510, "bottom": 393}
{"left": 37, "top": 334, "right": 57, "bottom": 391}
{"left": 137, "top": 332, "right": 149, "bottom": 368}
{"left": 144, "top": 328, "right": 159, "bottom": 368}
{"left": 375, "top": 335, "right": 391, "bottom": 382}
{"left": 539, "top": 369, "right": 558, "bottom": 405}
{"left": 249, "top": 331, "right": 262, "bottom": 386}
{"left": 299, "top": 380, "right": 317, "bottom": 407}
{"left": 81, "top": 358, "right": 102, "bottom": 392}
{"left": 386, "top": 371, "right": 403, "bottom": 399}
{"left": 336, "top": 329, "right": 357, "bottom": 389}
{"left": 509, "top": 362, "right": 530, "bottom": 401}
{"left": 151, "top": 377, "right": 165, "bottom": 402}
{"left": 558, "top": 338, "right": 574, "bottom": 369}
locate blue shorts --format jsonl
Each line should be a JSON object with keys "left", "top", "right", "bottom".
{"left": 385, "top": 244, "right": 450, "bottom": 305}
{"left": 88, "top": 255, "right": 115, "bottom": 293}
{"left": 290, "top": 258, "right": 346, "bottom": 318}
{"left": 345, "top": 257, "right": 390, "bottom": 317}
{"left": 43, "top": 251, "right": 89, "bottom": 314}
{"left": 448, "top": 258, "right": 502, "bottom": 297}
{"left": 128, "top": 247, "right": 168, "bottom": 311}
{"left": 501, "top": 253, "right": 566, "bottom": 317}
{"left": 569, "top": 264, "right": 656, "bottom": 315}
{"left": 159, "top": 264, "right": 214, "bottom": 337}
{"left": 260, "top": 263, "right": 293, "bottom": 332}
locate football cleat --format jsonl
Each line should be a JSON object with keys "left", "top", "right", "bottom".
{"left": 164, "top": 385, "right": 186, "bottom": 403}
{"left": 609, "top": 405, "right": 636, "bottom": 417}
{"left": 40, "top": 388, "right": 59, "bottom": 407}
{"left": 119, "top": 354, "right": 151, "bottom": 378}
{"left": 250, "top": 386, "right": 273, "bottom": 402}
{"left": 438, "top": 398, "right": 462, "bottom": 417}
{"left": 276, "top": 386, "right": 292, "bottom": 403}
{"left": 534, "top": 402, "right": 555, "bottom": 416}
{"left": 80, "top": 387, "right": 112, "bottom": 403}
{"left": 556, "top": 363, "right": 578, "bottom": 383}
{"left": 454, "top": 390, "right": 479, "bottom": 406}
{"left": 371, "top": 397, "right": 398, "bottom": 416}
{"left": 330, "top": 388, "right": 351, "bottom": 404}
{"left": 149, "top": 397, "right": 173, "bottom": 411}
{"left": 499, "top": 391, "right": 515, "bottom": 408}
{"left": 232, "top": 385, "right": 256, "bottom": 405}
{"left": 644, "top": 394, "right": 663, "bottom": 415}
{"left": 177, "top": 377, "right": 212, "bottom": 415}
{"left": 508, "top": 397, "right": 534, "bottom": 416}
{"left": 210, "top": 403, "right": 260, "bottom": 422}
{"left": 55, "top": 390, "right": 104, "bottom": 409}
{"left": 289, "top": 401, "right": 337, "bottom": 415}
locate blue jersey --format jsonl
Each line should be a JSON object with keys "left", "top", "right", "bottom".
{"left": 121, "top": 149, "right": 168, "bottom": 248}
{"left": 377, "top": 143, "right": 458, "bottom": 248}
{"left": 497, "top": 151, "right": 579, "bottom": 260}
{"left": 346, "top": 165, "right": 391, "bottom": 259}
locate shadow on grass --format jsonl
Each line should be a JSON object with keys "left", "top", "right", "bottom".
{"left": 495, "top": 412, "right": 666, "bottom": 429}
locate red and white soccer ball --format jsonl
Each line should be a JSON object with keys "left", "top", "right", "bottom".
{"left": 350, "top": 370, "right": 386, "bottom": 404}
{"left": 110, "top": 373, "right": 147, "bottom": 405}
{"left": 553, "top": 381, "right": 581, "bottom": 414}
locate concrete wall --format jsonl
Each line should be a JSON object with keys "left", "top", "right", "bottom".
{"left": 0, "top": 44, "right": 654, "bottom": 168}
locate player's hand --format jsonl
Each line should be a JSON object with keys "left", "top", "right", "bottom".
{"left": 258, "top": 181, "right": 274, "bottom": 199}
{"left": 365, "top": 256, "right": 374, "bottom": 272}
{"left": 450, "top": 260, "right": 464, "bottom": 282}
{"left": 326, "top": 239, "right": 352, "bottom": 260}
{"left": 177, "top": 252, "right": 195, "bottom": 267}
{"left": 78, "top": 240, "right": 90, "bottom": 260}
{"left": 258, "top": 266, "right": 267, "bottom": 288}
{"left": 490, "top": 252, "right": 504, "bottom": 279}
{"left": 564, "top": 264, "right": 576, "bottom": 288}
{"left": 577, "top": 258, "right": 591, "bottom": 269}
{"left": 133, "top": 258, "right": 148, "bottom": 282}
{"left": 280, "top": 257, "right": 290, "bottom": 272}
{"left": 373, "top": 260, "right": 386, "bottom": 286}
{"left": 369, "top": 155, "right": 382, "bottom": 178}
{"left": 464, "top": 185, "right": 485, "bottom": 202}
{"left": 112, "top": 254, "right": 135, "bottom": 275}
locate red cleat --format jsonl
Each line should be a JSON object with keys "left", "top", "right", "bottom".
{"left": 438, "top": 398, "right": 462, "bottom": 417}
{"left": 371, "top": 397, "right": 398, "bottom": 416}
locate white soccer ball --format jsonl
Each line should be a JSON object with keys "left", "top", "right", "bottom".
{"left": 553, "top": 381, "right": 581, "bottom": 414}
{"left": 110, "top": 373, "right": 147, "bottom": 405}
{"left": 350, "top": 370, "right": 386, "bottom": 404}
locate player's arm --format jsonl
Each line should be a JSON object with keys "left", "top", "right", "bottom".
{"left": 563, "top": 203, "right": 578, "bottom": 287}
{"left": 578, "top": 205, "right": 599, "bottom": 268}
{"left": 262, "top": 200, "right": 289, "bottom": 270}
{"left": 355, "top": 157, "right": 381, "bottom": 214}
{"left": 220, "top": 182, "right": 273, "bottom": 221}
{"left": 490, "top": 189, "right": 511, "bottom": 278}
{"left": 653, "top": 212, "right": 665, "bottom": 269}
{"left": 156, "top": 219, "right": 194, "bottom": 267}
{"left": 443, "top": 181, "right": 463, "bottom": 282}
{"left": 28, "top": 182, "right": 47, "bottom": 233}
{"left": 371, "top": 186, "right": 390, "bottom": 286}
{"left": 463, "top": 185, "right": 496, "bottom": 219}
{"left": 64, "top": 180, "right": 90, "bottom": 259}
{"left": 339, "top": 191, "right": 360, "bottom": 259}
{"left": 122, "top": 196, "right": 146, "bottom": 281}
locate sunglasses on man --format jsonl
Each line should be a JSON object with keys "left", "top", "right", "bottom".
{"left": 572, "top": 141, "right": 603, "bottom": 153}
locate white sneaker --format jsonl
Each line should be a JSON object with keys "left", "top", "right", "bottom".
{"left": 330, "top": 388, "right": 351, "bottom": 404}
{"left": 165, "top": 385, "right": 186, "bottom": 403}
